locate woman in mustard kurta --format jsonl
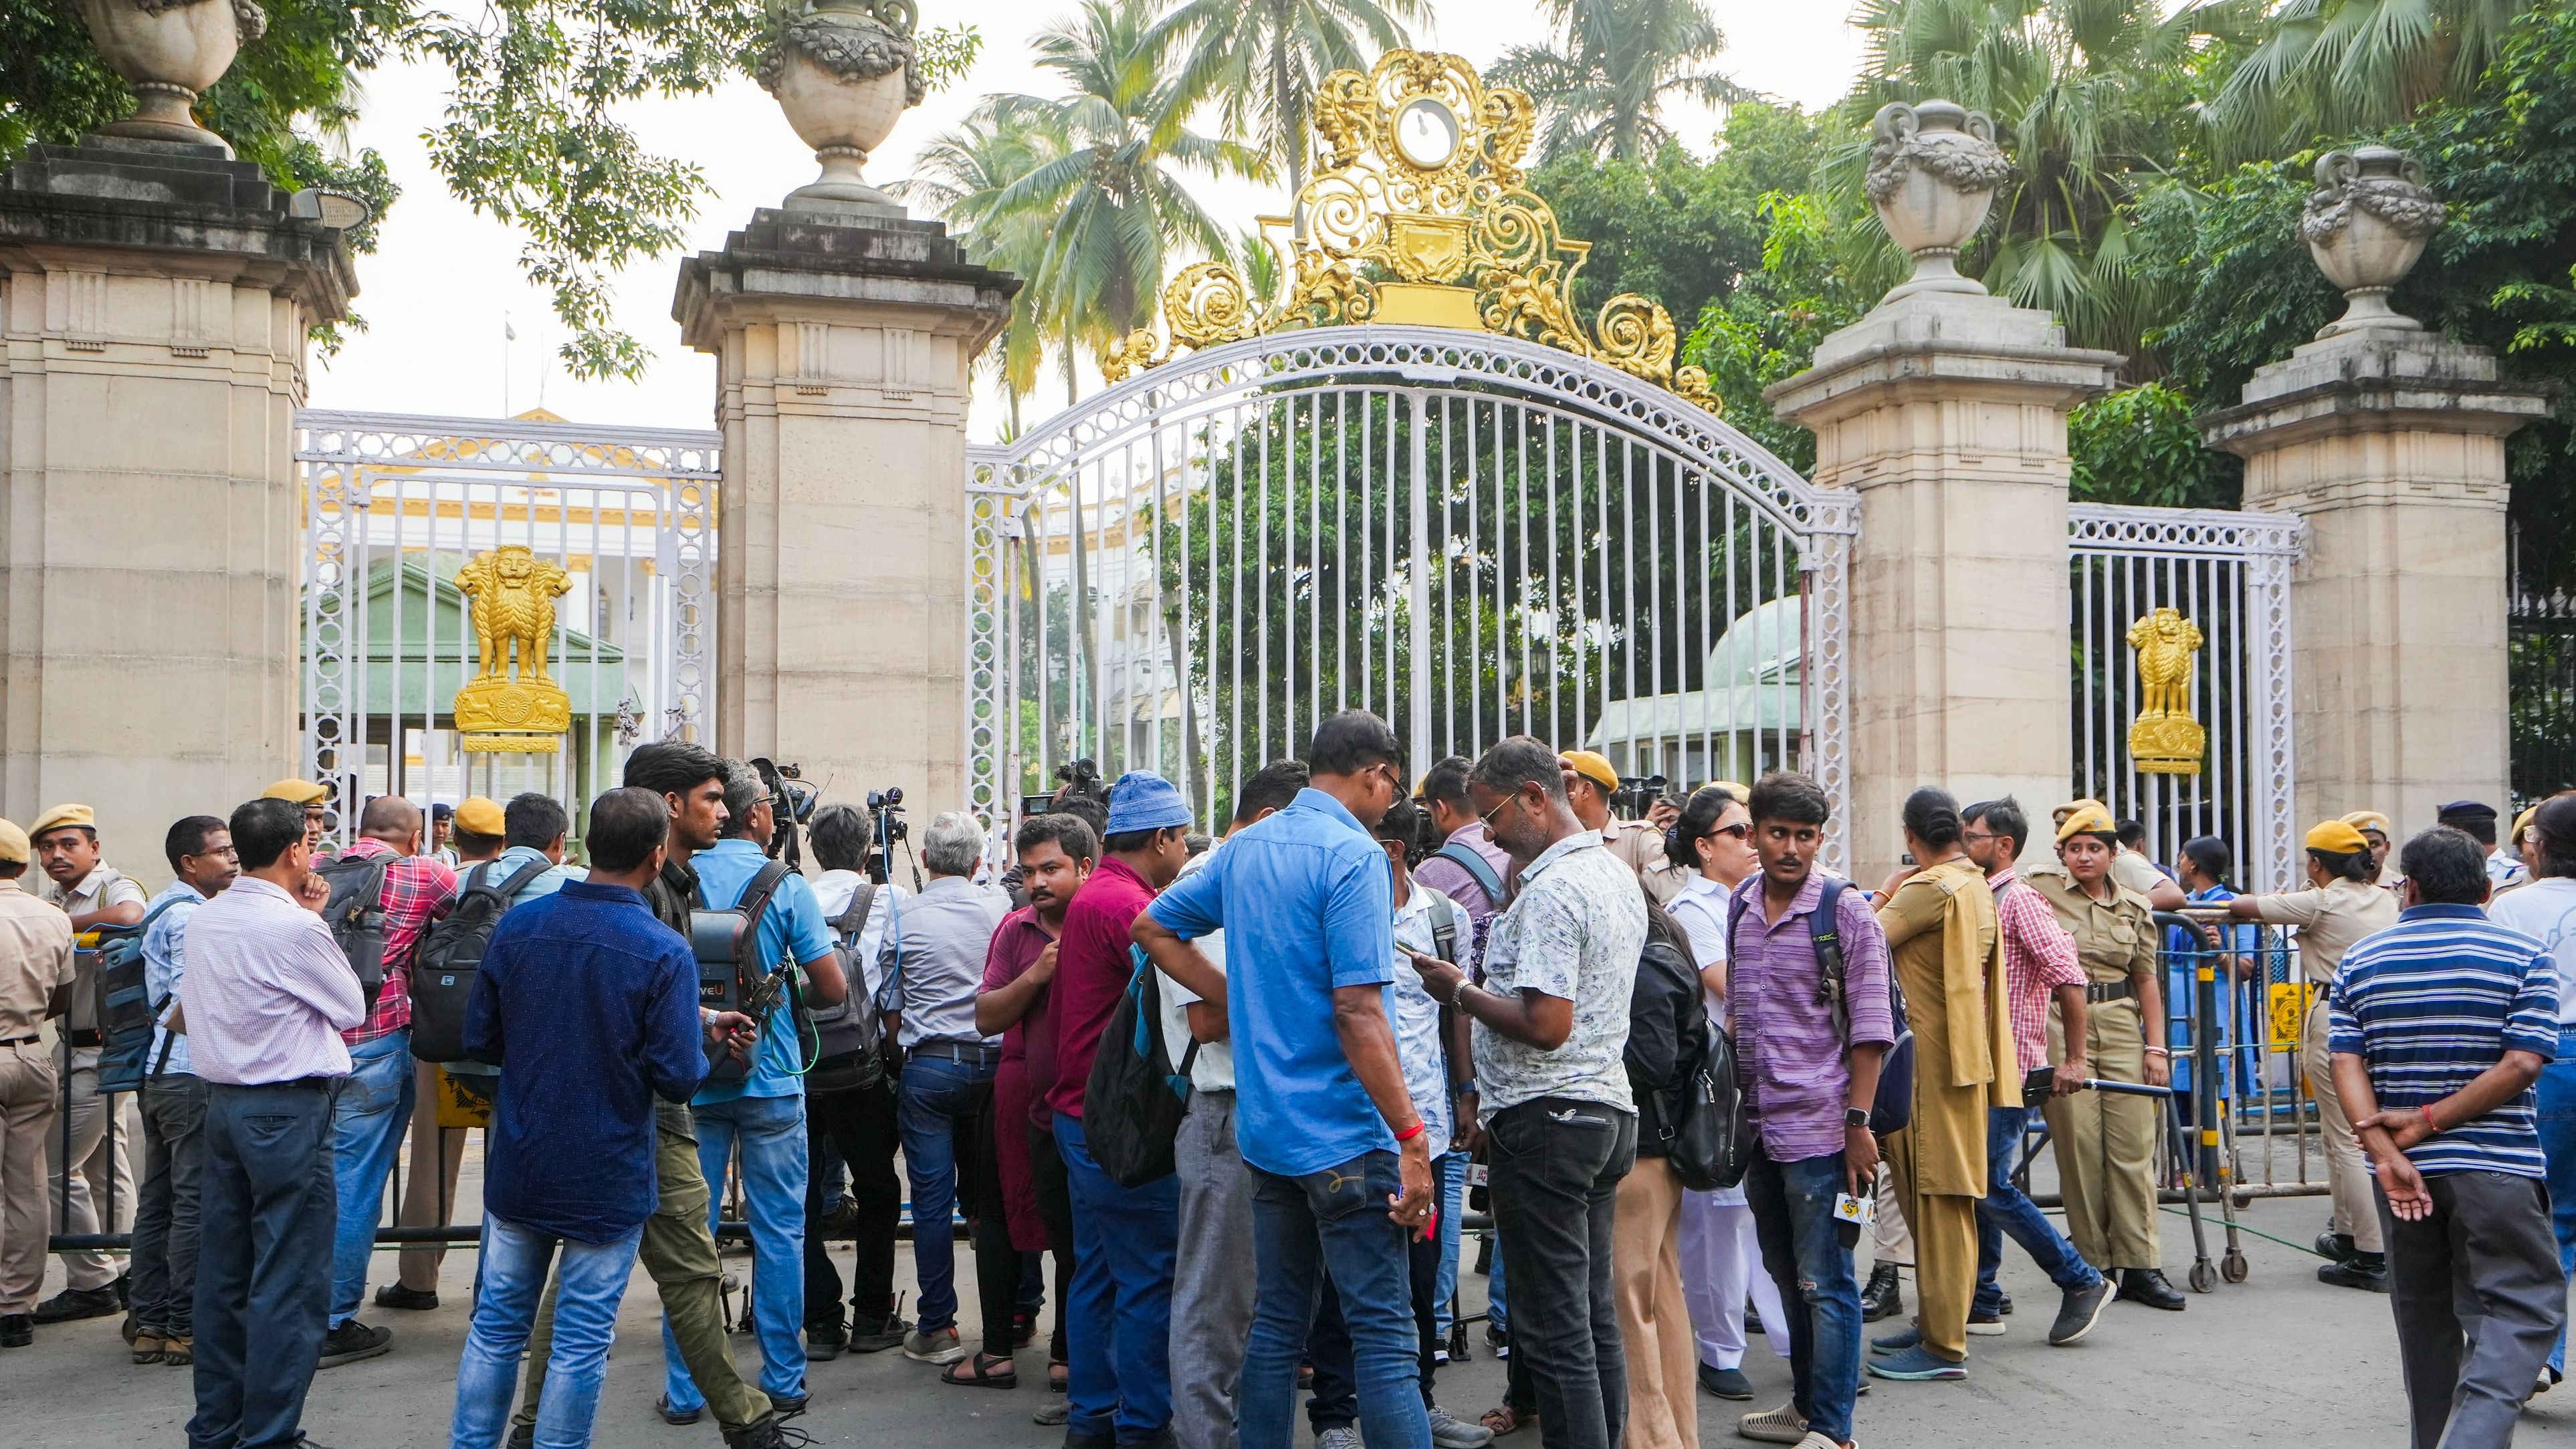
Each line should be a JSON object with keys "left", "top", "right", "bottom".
{"left": 1869, "top": 789, "right": 2016, "bottom": 1379}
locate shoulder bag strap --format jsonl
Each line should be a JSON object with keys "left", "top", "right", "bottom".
{"left": 1431, "top": 842, "right": 1506, "bottom": 902}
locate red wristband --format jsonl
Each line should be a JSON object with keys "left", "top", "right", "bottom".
{"left": 2418, "top": 1103, "right": 2438, "bottom": 1133}
{"left": 1393, "top": 1119, "right": 1426, "bottom": 1143}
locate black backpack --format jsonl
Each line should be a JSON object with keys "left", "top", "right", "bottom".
{"left": 409, "top": 858, "right": 550, "bottom": 1064}
{"left": 689, "top": 861, "right": 792, "bottom": 1085}
{"left": 94, "top": 897, "right": 186, "bottom": 1094}
{"left": 805, "top": 883, "right": 889, "bottom": 1097}
{"left": 314, "top": 852, "right": 395, "bottom": 1008}
{"left": 1083, "top": 943, "right": 1198, "bottom": 1188}
{"left": 1727, "top": 879, "right": 1915, "bottom": 1137}
{"left": 1666, "top": 1018, "right": 1750, "bottom": 1191}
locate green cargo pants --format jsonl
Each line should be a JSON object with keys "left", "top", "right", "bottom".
{"left": 514, "top": 1104, "right": 770, "bottom": 1435}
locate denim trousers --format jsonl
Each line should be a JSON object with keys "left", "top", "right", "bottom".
{"left": 451, "top": 1216, "right": 643, "bottom": 1449}
{"left": 1973, "top": 1105, "right": 2104, "bottom": 1315}
{"left": 1488, "top": 1099, "right": 1635, "bottom": 1449}
{"left": 132, "top": 1071, "right": 211, "bottom": 1336}
{"left": 1433, "top": 1151, "right": 1467, "bottom": 1341}
{"left": 897, "top": 1050, "right": 998, "bottom": 1335}
{"left": 188, "top": 1079, "right": 337, "bottom": 1449}
{"left": 1239, "top": 1147, "right": 1430, "bottom": 1449}
{"left": 2537, "top": 1026, "right": 2576, "bottom": 1375}
{"left": 662, "top": 1091, "right": 807, "bottom": 1410}
{"left": 1055, "top": 1112, "right": 1178, "bottom": 1444}
{"left": 328, "top": 1029, "right": 417, "bottom": 1327}
{"left": 1741, "top": 1145, "right": 1862, "bottom": 1446}
{"left": 1303, "top": 1216, "right": 1442, "bottom": 1429}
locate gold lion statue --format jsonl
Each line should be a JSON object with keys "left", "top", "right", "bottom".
{"left": 2125, "top": 606, "right": 2204, "bottom": 720}
{"left": 455, "top": 544, "right": 572, "bottom": 685}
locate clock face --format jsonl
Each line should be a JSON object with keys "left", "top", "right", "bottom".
{"left": 1393, "top": 97, "right": 1461, "bottom": 170}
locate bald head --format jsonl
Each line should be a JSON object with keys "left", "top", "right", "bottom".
{"left": 359, "top": 795, "right": 423, "bottom": 851}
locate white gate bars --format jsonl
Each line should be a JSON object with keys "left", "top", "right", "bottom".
{"left": 2067, "top": 504, "right": 2304, "bottom": 894}
{"left": 296, "top": 410, "right": 718, "bottom": 845}
{"left": 965, "top": 328, "right": 1857, "bottom": 870}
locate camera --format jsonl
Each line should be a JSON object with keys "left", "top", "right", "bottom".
{"left": 752, "top": 758, "right": 817, "bottom": 824}
{"left": 866, "top": 785, "right": 908, "bottom": 842}
{"left": 1609, "top": 772, "right": 1668, "bottom": 820}
{"left": 1023, "top": 758, "right": 1105, "bottom": 818}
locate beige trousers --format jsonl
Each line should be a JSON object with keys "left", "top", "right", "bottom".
{"left": 2300, "top": 996, "right": 2383, "bottom": 1252}
{"left": 0, "top": 1043, "right": 59, "bottom": 1313}
{"left": 1872, "top": 1159, "right": 1913, "bottom": 1266}
{"left": 395, "top": 1063, "right": 474, "bottom": 1291}
{"left": 1884, "top": 1127, "right": 1978, "bottom": 1363}
{"left": 2042, "top": 996, "right": 2162, "bottom": 1270}
{"left": 1612, "top": 1164, "right": 1698, "bottom": 1449}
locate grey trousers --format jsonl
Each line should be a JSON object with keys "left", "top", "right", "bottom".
{"left": 1172, "top": 1089, "right": 1257, "bottom": 1449}
{"left": 2379, "top": 1171, "right": 2568, "bottom": 1449}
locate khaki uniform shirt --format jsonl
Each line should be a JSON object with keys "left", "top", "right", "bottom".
{"left": 0, "top": 879, "right": 78, "bottom": 1041}
{"left": 1876, "top": 857, "right": 2018, "bottom": 1196}
{"left": 41, "top": 863, "right": 146, "bottom": 1036}
{"left": 2246, "top": 877, "right": 2399, "bottom": 984}
{"left": 1602, "top": 820, "right": 1689, "bottom": 907}
{"left": 2111, "top": 849, "right": 2168, "bottom": 901}
{"left": 2026, "top": 865, "right": 2159, "bottom": 986}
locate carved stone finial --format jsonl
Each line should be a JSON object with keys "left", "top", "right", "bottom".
{"left": 758, "top": 0, "right": 926, "bottom": 215}
{"left": 1865, "top": 100, "right": 2013, "bottom": 304}
{"left": 2300, "top": 144, "right": 2445, "bottom": 339}
{"left": 77, "top": 0, "right": 269, "bottom": 155}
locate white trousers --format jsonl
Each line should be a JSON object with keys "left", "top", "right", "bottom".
{"left": 1678, "top": 1190, "right": 1792, "bottom": 1370}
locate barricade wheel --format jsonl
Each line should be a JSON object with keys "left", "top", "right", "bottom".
{"left": 2222, "top": 1250, "right": 2250, "bottom": 1283}
{"left": 2188, "top": 1262, "right": 2217, "bottom": 1293}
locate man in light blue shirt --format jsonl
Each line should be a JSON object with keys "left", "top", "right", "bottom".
{"left": 489, "top": 792, "right": 587, "bottom": 902}
{"left": 128, "top": 814, "right": 237, "bottom": 1363}
{"left": 659, "top": 764, "right": 845, "bottom": 1423}
{"left": 1136, "top": 709, "right": 1434, "bottom": 1449}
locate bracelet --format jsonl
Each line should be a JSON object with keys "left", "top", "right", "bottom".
{"left": 1448, "top": 977, "right": 1476, "bottom": 1012}
{"left": 2419, "top": 1103, "right": 2438, "bottom": 1134}
{"left": 1393, "top": 1119, "right": 1426, "bottom": 1143}
{"left": 2142, "top": 1046, "right": 2169, "bottom": 1057}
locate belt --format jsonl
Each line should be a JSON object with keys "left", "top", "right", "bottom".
{"left": 0, "top": 1035, "right": 38, "bottom": 1048}
{"left": 215, "top": 1075, "right": 338, "bottom": 1092}
{"left": 66, "top": 1028, "right": 103, "bottom": 1048}
{"left": 908, "top": 1040, "right": 1002, "bottom": 1064}
{"left": 2084, "top": 980, "right": 2135, "bottom": 1004}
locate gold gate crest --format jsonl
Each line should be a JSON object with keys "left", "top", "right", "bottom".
{"left": 2125, "top": 606, "right": 2206, "bottom": 775}
{"left": 453, "top": 544, "right": 574, "bottom": 752}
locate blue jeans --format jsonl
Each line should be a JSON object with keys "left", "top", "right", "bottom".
{"left": 451, "top": 1217, "right": 643, "bottom": 1448}
{"left": 1055, "top": 1112, "right": 1178, "bottom": 1443}
{"left": 2539, "top": 1026, "right": 2576, "bottom": 1375}
{"left": 1974, "top": 1105, "right": 2105, "bottom": 1313}
{"left": 1240, "top": 1149, "right": 1430, "bottom": 1449}
{"left": 897, "top": 1050, "right": 998, "bottom": 1333}
{"left": 189, "top": 1080, "right": 336, "bottom": 1449}
{"left": 1741, "top": 1147, "right": 1861, "bottom": 1446}
{"left": 328, "top": 1028, "right": 417, "bottom": 1327}
{"left": 1488, "top": 1222, "right": 1508, "bottom": 1334}
{"left": 1433, "top": 1152, "right": 1467, "bottom": 1341}
{"left": 661, "top": 1091, "right": 807, "bottom": 1410}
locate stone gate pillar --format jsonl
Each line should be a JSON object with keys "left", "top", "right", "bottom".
{"left": 1767, "top": 101, "right": 2120, "bottom": 879}
{"left": 0, "top": 136, "right": 354, "bottom": 871}
{"left": 2201, "top": 146, "right": 2547, "bottom": 832}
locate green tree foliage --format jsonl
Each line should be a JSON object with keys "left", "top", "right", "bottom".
{"left": 893, "top": 103, "right": 1077, "bottom": 430}
{"left": 2068, "top": 382, "right": 2232, "bottom": 508}
{"left": 2208, "top": 0, "right": 2543, "bottom": 158}
{"left": 1490, "top": 0, "right": 1745, "bottom": 164}
{"left": 1155, "top": 0, "right": 1426, "bottom": 205}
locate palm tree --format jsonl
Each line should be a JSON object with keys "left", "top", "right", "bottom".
{"left": 1154, "top": 0, "right": 1428, "bottom": 211}
{"left": 2205, "top": 0, "right": 2541, "bottom": 157}
{"left": 986, "top": 0, "right": 1269, "bottom": 402}
{"left": 1490, "top": 0, "right": 1748, "bottom": 164}
{"left": 892, "top": 105, "right": 1074, "bottom": 433}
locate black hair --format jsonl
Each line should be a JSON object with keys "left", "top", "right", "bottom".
{"left": 1103, "top": 825, "right": 1184, "bottom": 855}
{"left": 2309, "top": 845, "right": 2377, "bottom": 883}
{"left": 165, "top": 815, "right": 227, "bottom": 874}
{"left": 2438, "top": 807, "right": 2499, "bottom": 847}
{"left": 2179, "top": 834, "right": 2234, "bottom": 887}
{"left": 718, "top": 760, "right": 765, "bottom": 839}
{"left": 504, "top": 792, "right": 570, "bottom": 850}
{"left": 1963, "top": 797, "right": 2028, "bottom": 855}
{"left": 1055, "top": 791, "right": 1110, "bottom": 841}
{"left": 1468, "top": 736, "right": 1565, "bottom": 802}
{"left": 2532, "top": 794, "right": 2576, "bottom": 881}
{"left": 2399, "top": 826, "right": 2490, "bottom": 905}
{"left": 1372, "top": 797, "right": 1428, "bottom": 863}
{"left": 1747, "top": 770, "right": 1830, "bottom": 828}
{"left": 229, "top": 797, "right": 305, "bottom": 872}
{"left": 453, "top": 827, "right": 504, "bottom": 858}
{"left": 2115, "top": 818, "right": 2147, "bottom": 851}
{"left": 587, "top": 788, "right": 673, "bottom": 873}
{"left": 1016, "top": 812, "right": 1101, "bottom": 864}
{"left": 1665, "top": 784, "right": 1744, "bottom": 869}
{"left": 1901, "top": 786, "right": 1963, "bottom": 849}
{"left": 1235, "top": 760, "right": 1311, "bottom": 824}
{"left": 0, "top": 862, "right": 20, "bottom": 880}
{"left": 623, "top": 739, "right": 728, "bottom": 799}
{"left": 810, "top": 803, "right": 871, "bottom": 873}
{"left": 1420, "top": 756, "right": 1474, "bottom": 811}
{"left": 1308, "top": 709, "right": 1404, "bottom": 779}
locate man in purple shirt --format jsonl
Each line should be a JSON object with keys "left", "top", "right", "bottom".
{"left": 1725, "top": 774, "right": 1893, "bottom": 1449}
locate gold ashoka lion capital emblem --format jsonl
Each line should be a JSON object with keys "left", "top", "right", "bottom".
{"left": 452, "top": 544, "right": 574, "bottom": 751}
{"left": 2125, "top": 606, "right": 2207, "bottom": 775}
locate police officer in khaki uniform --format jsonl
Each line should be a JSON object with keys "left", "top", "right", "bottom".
{"left": 2049, "top": 798, "right": 2185, "bottom": 911}
{"left": 2028, "top": 804, "right": 2185, "bottom": 1311}
{"left": 2342, "top": 810, "right": 2399, "bottom": 889}
{"left": 1560, "top": 750, "right": 1689, "bottom": 905}
{"left": 0, "top": 816, "right": 78, "bottom": 1347}
{"left": 2224, "top": 820, "right": 2399, "bottom": 1289}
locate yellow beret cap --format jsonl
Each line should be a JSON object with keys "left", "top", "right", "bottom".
{"left": 262, "top": 778, "right": 330, "bottom": 806}
{"left": 0, "top": 818, "right": 27, "bottom": 865}
{"left": 2056, "top": 804, "right": 2116, "bottom": 843}
{"left": 27, "top": 803, "right": 94, "bottom": 838}
{"left": 2341, "top": 810, "right": 2393, "bottom": 837}
{"left": 2054, "top": 797, "right": 2106, "bottom": 826}
{"left": 2305, "top": 820, "right": 2369, "bottom": 855}
{"left": 453, "top": 796, "right": 506, "bottom": 837}
{"left": 2513, "top": 804, "right": 2540, "bottom": 845}
{"left": 1558, "top": 751, "right": 1620, "bottom": 793}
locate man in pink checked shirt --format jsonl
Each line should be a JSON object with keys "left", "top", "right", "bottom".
{"left": 1959, "top": 798, "right": 2112, "bottom": 1347}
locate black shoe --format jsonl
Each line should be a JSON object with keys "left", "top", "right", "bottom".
{"left": 2315, "top": 1230, "right": 2356, "bottom": 1263}
{"left": 113, "top": 1273, "right": 130, "bottom": 1309}
{"left": 1119, "top": 1433, "right": 1177, "bottom": 1449}
{"left": 1064, "top": 1432, "right": 1116, "bottom": 1449}
{"left": 1861, "top": 1262, "right": 1902, "bottom": 1323}
{"left": 1996, "top": 1290, "right": 2014, "bottom": 1317}
{"left": 2048, "top": 1278, "right": 2113, "bottom": 1346}
{"left": 317, "top": 1319, "right": 392, "bottom": 1368}
{"left": 374, "top": 1283, "right": 439, "bottom": 1311}
{"left": 770, "top": 1392, "right": 810, "bottom": 1419}
{"left": 657, "top": 1395, "right": 704, "bottom": 1426}
{"left": 1697, "top": 1362, "right": 1752, "bottom": 1400}
{"left": 32, "top": 1285, "right": 120, "bottom": 1323}
{"left": 807, "top": 1326, "right": 845, "bottom": 1361}
{"left": 1484, "top": 1324, "right": 1510, "bottom": 1359}
{"left": 847, "top": 1315, "right": 909, "bottom": 1353}
{"left": 0, "top": 1314, "right": 31, "bottom": 1347}
{"left": 728, "top": 1416, "right": 817, "bottom": 1449}
{"left": 2115, "top": 1268, "right": 2187, "bottom": 1311}
{"left": 2317, "top": 1250, "right": 2389, "bottom": 1293}
{"left": 506, "top": 1426, "right": 534, "bottom": 1449}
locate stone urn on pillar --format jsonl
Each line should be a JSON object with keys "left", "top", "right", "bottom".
{"left": 1864, "top": 99, "right": 2014, "bottom": 303}
{"left": 76, "top": 0, "right": 267, "bottom": 153}
{"left": 756, "top": 0, "right": 927, "bottom": 215}
{"left": 2300, "top": 144, "right": 2446, "bottom": 338}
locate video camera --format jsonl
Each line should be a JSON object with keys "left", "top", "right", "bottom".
{"left": 1021, "top": 757, "right": 1104, "bottom": 818}
{"left": 1609, "top": 772, "right": 1668, "bottom": 820}
{"left": 865, "top": 785, "right": 920, "bottom": 889}
{"left": 749, "top": 758, "right": 818, "bottom": 872}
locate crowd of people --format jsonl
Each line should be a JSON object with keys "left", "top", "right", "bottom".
{"left": 0, "top": 726, "right": 2569, "bottom": 1449}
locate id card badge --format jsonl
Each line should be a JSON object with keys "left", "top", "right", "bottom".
{"left": 1832, "top": 1190, "right": 1874, "bottom": 1250}
{"left": 1468, "top": 1162, "right": 1491, "bottom": 1188}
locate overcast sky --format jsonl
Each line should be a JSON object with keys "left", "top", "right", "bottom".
{"left": 308, "top": 2, "right": 1864, "bottom": 441}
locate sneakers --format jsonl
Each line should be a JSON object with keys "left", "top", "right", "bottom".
{"left": 161, "top": 1333, "right": 195, "bottom": 1365}
{"left": 1739, "top": 1402, "right": 1810, "bottom": 1444}
{"left": 1868, "top": 1326, "right": 1920, "bottom": 1355}
{"left": 1699, "top": 1363, "right": 1753, "bottom": 1400}
{"left": 903, "top": 1325, "right": 968, "bottom": 1365}
{"left": 1032, "top": 1396, "right": 1071, "bottom": 1427}
{"left": 373, "top": 1283, "right": 439, "bottom": 1311}
{"left": 1485, "top": 1323, "right": 1511, "bottom": 1359}
{"left": 807, "top": 1325, "right": 845, "bottom": 1361}
{"left": 849, "top": 1315, "right": 911, "bottom": 1354}
{"left": 726, "top": 1418, "right": 818, "bottom": 1449}
{"left": 1428, "top": 1405, "right": 1495, "bottom": 1448}
{"left": 1859, "top": 1262, "right": 1901, "bottom": 1323}
{"left": 2048, "top": 1278, "right": 2113, "bottom": 1347}
{"left": 2115, "top": 1267, "right": 2187, "bottom": 1311}
{"left": 1965, "top": 1307, "right": 2006, "bottom": 1336}
{"left": 316, "top": 1319, "right": 392, "bottom": 1369}
{"left": 133, "top": 1332, "right": 167, "bottom": 1365}
{"left": 32, "top": 1285, "right": 120, "bottom": 1323}
{"left": 1866, "top": 1345, "right": 1967, "bottom": 1381}
{"left": 1317, "top": 1428, "right": 1363, "bottom": 1449}
{"left": 657, "top": 1394, "right": 704, "bottom": 1426}
{"left": 2317, "top": 1251, "right": 2389, "bottom": 1293}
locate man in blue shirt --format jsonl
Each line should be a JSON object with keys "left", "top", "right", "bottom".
{"left": 659, "top": 762, "right": 846, "bottom": 1425}
{"left": 1136, "top": 709, "right": 1434, "bottom": 1449}
{"left": 2329, "top": 825, "right": 2565, "bottom": 1449}
{"left": 127, "top": 814, "right": 237, "bottom": 1367}
{"left": 449, "top": 786, "right": 727, "bottom": 1449}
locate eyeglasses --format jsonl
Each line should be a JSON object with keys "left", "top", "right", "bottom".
{"left": 1707, "top": 821, "right": 1751, "bottom": 841}
{"left": 1962, "top": 829, "right": 2000, "bottom": 844}
{"left": 1480, "top": 793, "right": 1516, "bottom": 828}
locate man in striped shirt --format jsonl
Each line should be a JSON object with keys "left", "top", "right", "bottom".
{"left": 2329, "top": 825, "right": 2565, "bottom": 1449}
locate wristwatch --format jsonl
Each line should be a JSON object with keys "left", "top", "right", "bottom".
{"left": 1844, "top": 1107, "right": 1870, "bottom": 1129}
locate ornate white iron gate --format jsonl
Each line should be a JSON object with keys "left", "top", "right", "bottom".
{"left": 296, "top": 410, "right": 718, "bottom": 846}
{"left": 966, "top": 328, "right": 1856, "bottom": 867}
{"left": 2068, "top": 504, "right": 2302, "bottom": 894}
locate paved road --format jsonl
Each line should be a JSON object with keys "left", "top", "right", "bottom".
{"left": 4, "top": 1169, "right": 2565, "bottom": 1446}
